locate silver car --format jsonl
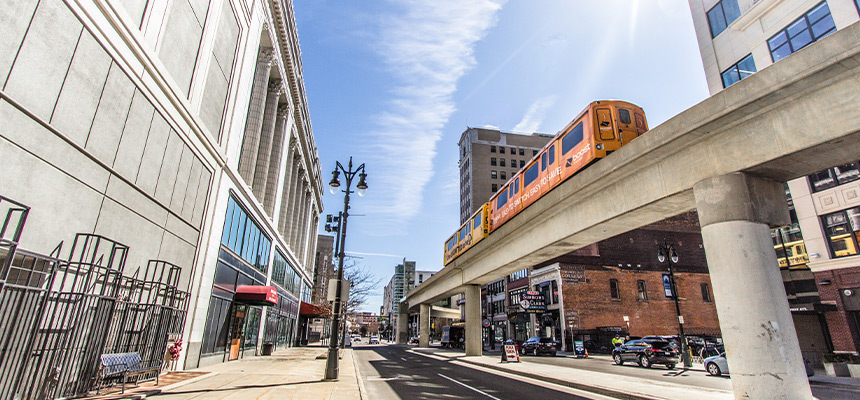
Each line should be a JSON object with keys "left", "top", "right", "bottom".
{"left": 704, "top": 352, "right": 729, "bottom": 376}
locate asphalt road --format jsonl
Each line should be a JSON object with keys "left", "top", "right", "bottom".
{"left": 352, "top": 343, "right": 614, "bottom": 400}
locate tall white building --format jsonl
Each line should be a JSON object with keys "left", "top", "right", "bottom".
{"left": 689, "top": 0, "right": 860, "bottom": 357}
{"left": 0, "top": 0, "right": 323, "bottom": 380}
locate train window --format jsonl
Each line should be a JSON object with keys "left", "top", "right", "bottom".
{"left": 497, "top": 189, "right": 508, "bottom": 208}
{"left": 619, "top": 109, "right": 631, "bottom": 124}
{"left": 541, "top": 153, "right": 547, "bottom": 171}
{"left": 447, "top": 238, "right": 455, "bottom": 251}
{"left": 635, "top": 113, "right": 647, "bottom": 132}
{"left": 459, "top": 226, "right": 468, "bottom": 241}
{"left": 514, "top": 177, "right": 520, "bottom": 193}
{"left": 524, "top": 163, "right": 539, "bottom": 187}
{"left": 473, "top": 212, "right": 482, "bottom": 230}
{"left": 549, "top": 145, "right": 555, "bottom": 164}
{"left": 562, "top": 122, "right": 584, "bottom": 154}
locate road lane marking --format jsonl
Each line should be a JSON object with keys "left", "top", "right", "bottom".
{"left": 401, "top": 357, "right": 408, "bottom": 361}
{"left": 438, "top": 373, "right": 501, "bottom": 400}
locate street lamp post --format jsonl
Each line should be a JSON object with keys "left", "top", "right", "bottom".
{"left": 324, "top": 157, "right": 367, "bottom": 380}
{"left": 657, "top": 241, "right": 693, "bottom": 368}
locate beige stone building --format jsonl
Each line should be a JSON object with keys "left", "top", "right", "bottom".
{"left": 689, "top": 0, "right": 860, "bottom": 356}
{"left": 458, "top": 127, "right": 554, "bottom": 224}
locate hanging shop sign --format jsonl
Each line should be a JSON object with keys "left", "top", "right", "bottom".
{"left": 520, "top": 291, "right": 546, "bottom": 313}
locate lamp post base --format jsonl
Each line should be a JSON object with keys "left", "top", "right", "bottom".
{"left": 324, "top": 346, "right": 340, "bottom": 380}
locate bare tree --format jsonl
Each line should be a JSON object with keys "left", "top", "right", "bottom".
{"left": 342, "top": 259, "right": 381, "bottom": 314}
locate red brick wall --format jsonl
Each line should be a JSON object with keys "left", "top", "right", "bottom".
{"left": 814, "top": 267, "right": 860, "bottom": 352}
{"left": 562, "top": 266, "right": 721, "bottom": 337}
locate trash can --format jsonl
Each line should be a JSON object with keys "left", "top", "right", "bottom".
{"left": 261, "top": 342, "right": 274, "bottom": 356}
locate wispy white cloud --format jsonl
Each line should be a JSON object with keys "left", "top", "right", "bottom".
{"left": 512, "top": 95, "right": 558, "bottom": 133}
{"left": 347, "top": 251, "right": 404, "bottom": 258}
{"left": 360, "top": 0, "right": 506, "bottom": 232}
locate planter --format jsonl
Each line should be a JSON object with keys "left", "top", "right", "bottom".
{"left": 824, "top": 362, "right": 851, "bottom": 377}
{"left": 847, "top": 363, "right": 860, "bottom": 378}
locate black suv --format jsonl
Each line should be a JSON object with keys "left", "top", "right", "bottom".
{"left": 520, "top": 336, "right": 557, "bottom": 356}
{"left": 612, "top": 339, "right": 679, "bottom": 369}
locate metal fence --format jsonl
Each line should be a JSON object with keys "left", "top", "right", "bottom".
{"left": 0, "top": 196, "right": 189, "bottom": 399}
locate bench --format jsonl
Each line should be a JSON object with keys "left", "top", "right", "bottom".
{"left": 99, "top": 352, "right": 160, "bottom": 393}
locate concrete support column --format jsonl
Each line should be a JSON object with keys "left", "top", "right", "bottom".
{"left": 251, "top": 80, "right": 282, "bottom": 201}
{"left": 238, "top": 49, "right": 274, "bottom": 183}
{"left": 419, "top": 304, "right": 430, "bottom": 348}
{"left": 397, "top": 303, "right": 409, "bottom": 344}
{"left": 464, "top": 285, "right": 482, "bottom": 356}
{"left": 263, "top": 105, "right": 289, "bottom": 215}
{"left": 694, "top": 173, "right": 812, "bottom": 400}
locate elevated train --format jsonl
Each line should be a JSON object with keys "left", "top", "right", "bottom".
{"left": 444, "top": 100, "right": 649, "bottom": 265}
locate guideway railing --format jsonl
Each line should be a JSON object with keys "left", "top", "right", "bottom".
{"left": 0, "top": 196, "right": 189, "bottom": 399}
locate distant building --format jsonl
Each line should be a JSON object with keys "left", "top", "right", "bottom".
{"left": 415, "top": 270, "right": 437, "bottom": 286}
{"left": 458, "top": 127, "right": 554, "bottom": 224}
{"left": 382, "top": 259, "right": 417, "bottom": 336}
{"left": 688, "top": 0, "right": 860, "bottom": 360}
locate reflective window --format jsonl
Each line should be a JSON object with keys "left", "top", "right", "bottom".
{"left": 447, "top": 238, "right": 455, "bottom": 251}
{"left": 707, "top": 0, "right": 741, "bottom": 38}
{"left": 549, "top": 145, "right": 555, "bottom": 164}
{"left": 533, "top": 150, "right": 538, "bottom": 156}
{"left": 519, "top": 149, "right": 524, "bottom": 156}
{"left": 768, "top": 2, "right": 835, "bottom": 63}
{"left": 610, "top": 279, "right": 620, "bottom": 299}
{"left": 514, "top": 177, "right": 520, "bottom": 194}
{"left": 510, "top": 147, "right": 516, "bottom": 155}
{"left": 492, "top": 183, "right": 498, "bottom": 192}
{"left": 491, "top": 170, "right": 497, "bottom": 179}
{"left": 822, "top": 207, "right": 860, "bottom": 258}
{"left": 490, "top": 146, "right": 496, "bottom": 153}
{"left": 473, "top": 212, "right": 482, "bottom": 230}
{"left": 523, "top": 163, "right": 539, "bottom": 187}
{"left": 721, "top": 54, "right": 757, "bottom": 88}
{"left": 511, "top": 159, "right": 516, "bottom": 167}
{"left": 500, "top": 159, "right": 505, "bottom": 167}
{"left": 500, "top": 171, "right": 507, "bottom": 180}
{"left": 637, "top": 280, "right": 648, "bottom": 301}
{"left": 459, "top": 226, "right": 468, "bottom": 241}
{"left": 519, "top": 160, "right": 525, "bottom": 168}
{"left": 562, "top": 122, "right": 584, "bottom": 154}
{"left": 221, "top": 195, "right": 271, "bottom": 273}
{"left": 541, "top": 152, "right": 547, "bottom": 171}
{"left": 809, "top": 162, "right": 860, "bottom": 192}
{"left": 491, "top": 157, "right": 496, "bottom": 166}
{"left": 618, "top": 109, "right": 631, "bottom": 125}
{"left": 497, "top": 189, "right": 508, "bottom": 208}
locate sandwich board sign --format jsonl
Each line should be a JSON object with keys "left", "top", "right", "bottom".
{"left": 502, "top": 344, "right": 520, "bottom": 363}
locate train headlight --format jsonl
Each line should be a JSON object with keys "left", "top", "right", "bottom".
{"left": 596, "top": 143, "right": 603, "bottom": 150}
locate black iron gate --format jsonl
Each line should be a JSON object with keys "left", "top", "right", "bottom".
{"left": 0, "top": 196, "right": 190, "bottom": 399}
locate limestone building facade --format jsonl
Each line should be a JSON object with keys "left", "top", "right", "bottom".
{"left": 0, "top": 0, "right": 323, "bottom": 370}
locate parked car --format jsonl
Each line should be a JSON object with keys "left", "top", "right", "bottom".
{"left": 409, "top": 336, "right": 419, "bottom": 344}
{"left": 369, "top": 336, "right": 380, "bottom": 344}
{"left": 520, "top": 336, "right": 558, "bottom": 356}
{"left": 704, "top": 352, "right": 814, "bottom": 377}
{"left": 612, "top": 339, "right": 679, "bottom": 369}
{"left": 352, "top": 334, "right": 361, "bottom": 343}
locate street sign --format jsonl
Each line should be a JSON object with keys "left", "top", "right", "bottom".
{"left": 662, "top": 273, "right": 674, "bottom": 298}
{"left": 622, "top": 315, "right": 629, "bottom": 322}
{"left": 482, "top": 319, "right": 490, "bottom": 327}
{"left": 327, "top": 279, "right": 350, "bottom": 302}
{"left": 678, "top": 315, "right": 685, "bottom": 324}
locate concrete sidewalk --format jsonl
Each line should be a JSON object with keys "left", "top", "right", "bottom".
{"left": 128, "top": 347, "right": 363, "bottom": 400}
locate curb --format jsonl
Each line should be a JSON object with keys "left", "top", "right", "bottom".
{"left": 412, "top": 350, "right": 658, "bottom": 400}
{"left": 351, "top": 348, "right": 369, "bottom": 400}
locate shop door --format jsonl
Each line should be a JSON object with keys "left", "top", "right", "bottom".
{"left": 228, "top": 305, "right": 247, "bottom": 361}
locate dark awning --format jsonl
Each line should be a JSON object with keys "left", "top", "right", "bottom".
{"left": 234, "top": 285, "right": 278, "bottom": 306}
{"left": 300, "top": 301, "right": 331, "bottom": 317}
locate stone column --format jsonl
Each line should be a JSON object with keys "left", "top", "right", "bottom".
{"left": 419, "top": 303, "right": 430, "bottom": 348}
{"left": 290, "top": 182, "right": 307, "bottom": 249}
{"left": 464, "top": 285, "right": 482, "bottom": 356}
{"left": 397, "top": 303, "right": 409, "bottom": 344}
{"left": 277, "top": 147, "right": 297, "bottom": 237}
{"left": 287, "top": 173, "right": 304, "bottom": 249}
{"left": 693, "top": 173, "right": 812, "bottom": 400}
{"left": 263, "top": 104, "right": 289, "bottom": 215}
{"left": 251, "top": 80, "right": 282, "bottom": 201}
{"left": 238, "top": 49, "right": 274, "bottom": 183}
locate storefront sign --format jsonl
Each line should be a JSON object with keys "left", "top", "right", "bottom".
{"left": 520, "top": 291, "right": 546, "bottom": 313}
{"left": 503, "top": 344, "right": 520, "bottom": 362}
{"left": 560, "top": 265, "right": 589, "bottom": 285}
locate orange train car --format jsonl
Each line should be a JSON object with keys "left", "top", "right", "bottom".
{"left": 443, "top": 100, "right": 648, "bottom": 266}
{"left": 443, "top": 204, "right": 489, "bottom": 266}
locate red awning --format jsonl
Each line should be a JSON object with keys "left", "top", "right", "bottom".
{"left": 300, "top": 301, "right": 331, "bottom": 317}
{"left": 234, "top": 285, "right": 278, "bottom": 306}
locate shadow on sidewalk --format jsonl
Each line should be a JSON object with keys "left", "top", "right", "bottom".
{"left": 150, "top": 380, "right": 323, "bottom": 397}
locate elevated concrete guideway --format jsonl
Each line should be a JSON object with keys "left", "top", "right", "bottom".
{"left": 403, "top": 22, "right": 860, "bottom": 400}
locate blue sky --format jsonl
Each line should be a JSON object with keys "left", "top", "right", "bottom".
{"left": 294, "top": 0, "right": 710, "bottom": 313}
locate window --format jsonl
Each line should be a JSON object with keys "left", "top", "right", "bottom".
{"left": 541, "top": 152, "right": 547, "bottom": 171}
{"left": 610, "top": 279, "right": 620, "bottom": 299}
{"left": 492, "top": 183, "right": 498, "bottom": 192}
{"left": 491, "top": 157, "right": 496, "bottom": 166}
{"left": 221, "top": 195, "right": 271, "bottom": 273}
{"left": 707, "top": 0, "right": 741, "bottom": 38}
{"left": 548, "top": 145, "right": 555, "bottom": 165}
{"left": 533, "top": 150, "right": 538, "bottom": 156}
{"left": 809, "top": 162, "right": 860, "bottom": 192}
{"left": 721, "top": 54, "right": 756, "bottom": 88}
{"left": 510, "top": 147, "right": 516, "bottom": 155}
{"left": 618, "top": 109, "right": 631, "bottom": 125}
{"left": 473, "top": 212, "right": 482, "bottom": 230}
{"left": 637, "top": 280, "right": 648, "bottom": 301}
{"left": 768, "top": 2, "right": 836, "bottom": 63}
{"left": 519, "top": 148, "right": 524, "bottom": 156}
{"left": 562, "top": 122, "right": 584, "bottom": 154}
{"left": 523, "top": 163, "right": 539, "bottom": 187}
{"left": 519, "top": 160, "right": 525, "bottom": 168}
{"left": 459, "top": 226, "right": 468, "bottom": 241}
{"left": 509, "top": 287, "right": 526, "bottom": 305}
{"left": 491, "top": 170, "right": 497, "bottom": 179}
{"left": 509, "top": 268, "right": 528, "bottom": 282}
{"left": 701, "top": 284, "right": 712, "bottom": 303}
{"left": 447, "top": 238, "right": 455, "bottom": 251}
{"left": 514, "top": 177, "right": 519, "bottom": 193}
{"left": 500, "top": 159, "right": 506, "bottom": 167}
{"left": 500, "top": 171, "right": 506, "bottom": 180}
{"left": 496, "top": 188, "right": 508, "bottom": 208}
{"left": 822, "top": 207, "right": 860, "bottom": 258}
{"left": 491, "top": 146, "right": 496, "bottom": 153}
{"left": 551, "top": 280, "right": 559, "bottom": 304}
{"left": 511, "top": 159, "right": 516, "bottom": 167}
